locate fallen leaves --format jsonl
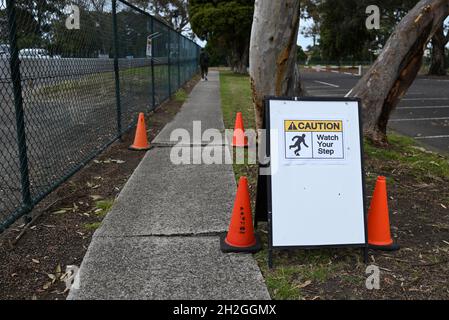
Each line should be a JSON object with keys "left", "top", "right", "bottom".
{"left": 42, "top": 265, "right": 64, "bottom": 291}
{"left": 42, "top": 224, "right": 56, "bottom": 228}
{"left": 52, "top": 209, "right": 67, "bottom": 215}
{"left": 94, "top": 158, "right": 125, "bottom": 164}
{"left": 52, "top": 203, "right": 82, "bottom": 215}
{"left": 86, "top": 181, "right": 100, "bottom": 189}
{"left": 297, "top": 280, "right": 312, "bottom": 289}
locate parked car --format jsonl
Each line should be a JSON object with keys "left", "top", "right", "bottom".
{"left": 0, "top": 44, "right": 10, "bottom": 58}
{"left": 19, "top": 48, "right": 51, "bottom": 59}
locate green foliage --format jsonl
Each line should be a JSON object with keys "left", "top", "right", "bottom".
{"left": 367, "top": 0, "right": 419, "bottom": 51}
{"left": 297, "top": 46, "right": 308, "bottom": 64}
{"left": 84, "top": 222, "right": 102, "bottom": 231}
{"left": 189, "top": 0, "right": 254, "bottom": 71}
{"left": 205, "top": 42, "right": 227, "bottom": 67}
{"left": 189, "top": 0, "right": 254, "bottom": 40}
{"left": 307, "top": 47, "right": 322, "bottom": 64}
{"left": 219, "top": 70, "right": 254, "bottom": 129}
{"left": 302, "top": 0, "right": 420, "bottom": 62}
{"left": 130, "top": 0, "right": 190, "bottom": 32}
{"left": 319, "top": 0, "right": 374, "bottom": 62}
{"left": 219, "top": 70, "right": 257, "bottom": 186}
{"left": 174, "top": 88, "right": 188, "bottom": 102}
{"left": 0, "top": 1, "right": 66, "bottom": 50}
{"left": 365, "top": 134, "right": 449, "bottom": 179}
{"left": 0, "top": 1, "right": 154, "bottom": 58}
{"left": 95, "top": 200, "right": 114, "bottom": 218}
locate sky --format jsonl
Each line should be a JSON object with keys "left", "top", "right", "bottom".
{"left": 194, "top": 18, "right": 314, "bottom": 48}
{"left": 297, "top": 18, "right": 314, "bottom": 49}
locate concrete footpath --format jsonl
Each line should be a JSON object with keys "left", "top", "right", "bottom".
{"left": 68, "top": 71, "right": 270, "bottom": 300}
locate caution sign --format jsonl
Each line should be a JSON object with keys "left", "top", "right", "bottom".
{"left": 284, "top": 120, "right": 344, "bottom": 160}
{"left": 264, "top": 98, "right": 367, "bottom": 258}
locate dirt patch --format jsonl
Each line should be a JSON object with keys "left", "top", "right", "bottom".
{"left": 0, "top": 76, "right": 199, "bottom": 300}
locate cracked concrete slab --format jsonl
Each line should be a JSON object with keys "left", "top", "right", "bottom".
{"left": 68, "top": 236, "right": 270, "bottom": 300}
{"left": 95, "top": 147, "right": 236, "bottom": 237}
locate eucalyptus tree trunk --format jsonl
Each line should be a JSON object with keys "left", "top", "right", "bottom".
{"left": 249, "top": 0, "right": 306, "bottom": 131}
{"left": 429, "top": 24, "right": 449, "bottom": 75}
{"left": 349, "top": 0, "right": 449, "bottom": 145}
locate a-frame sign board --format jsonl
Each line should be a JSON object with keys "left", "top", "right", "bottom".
{"left": 256, "top": 97, "right": 368, "bottom": 268}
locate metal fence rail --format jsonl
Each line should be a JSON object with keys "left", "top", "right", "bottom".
{"left": 0, "top": 0, "right": 200, "bottom": 232}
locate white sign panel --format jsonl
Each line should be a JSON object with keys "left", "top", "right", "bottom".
{"left": 268, "top": 98, "right": 366, "bottom": 248}
{"left": 146, "top": 36, "right": 152, "bottom": 57}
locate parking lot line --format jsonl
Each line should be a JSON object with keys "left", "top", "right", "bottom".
{"left": 314, "top": 80, "right": 340, "bottom": 88}
{"left": 415, "top": 135, "right": 449, "bottom": 140}
{"left": 418, "top": 78, "right": 449, "bottom": 83}
{"left": 397, "top": 106, "right": 449, "bottom": 110}
{"left": 402, "top": 98, "right": 449, "bottom": 101}
{"left": 307, "top": 88, "right": 349, "bottom": 92}
{"left": 390, "top": 117, "right": 449, "bottom": 122}
{"left": 305, "top": 86, "right": 333, "bottom": 89}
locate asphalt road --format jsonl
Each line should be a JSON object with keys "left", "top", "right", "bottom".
{"left": 302, "top": 70, "right": 449, "bottom": 154}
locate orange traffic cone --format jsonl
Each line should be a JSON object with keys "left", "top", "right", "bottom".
{"left": 129, "top": 113, "right": 152, "bottom": 151}
{"left": 220, "top": 176, "right": 261, "bottom": 253}
{"left": 367, "top": 176, "right": 399, "bottom": 251}
{"left": 232, "top": 112, "right": 248, "bottom": 147}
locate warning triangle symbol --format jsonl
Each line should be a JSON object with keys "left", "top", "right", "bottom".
{"left": 288, "top": 122, "right": 298, "bottom": 131}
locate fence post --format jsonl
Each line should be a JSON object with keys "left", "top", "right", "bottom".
{"left": 167, "top": 28, "right": 171, "bottom": 97}
{"left": 6, "top": 0, "right": 32, "bottom": 216}
{"left": 150, "top": 17, "right": 156, "bottom": 109}
{"left": 177, "top": 35, "right": 181, "bottom": 89}
{"left": 112, "top": 0, "right": 122, "bottom": 139}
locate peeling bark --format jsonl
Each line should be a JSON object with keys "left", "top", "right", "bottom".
{"left": 249, "top": 0, "right": 306, "bottom": 131}
{"left": 349, "top": 0, "right": 449, "bottom": 146}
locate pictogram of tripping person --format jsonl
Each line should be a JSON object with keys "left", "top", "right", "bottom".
{"left": 289, "top": 134, "right": 309, "bottom": 156}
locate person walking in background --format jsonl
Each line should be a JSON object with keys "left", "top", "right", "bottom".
{"left": 199, "top": 48, "right": 209, "bottom": 81}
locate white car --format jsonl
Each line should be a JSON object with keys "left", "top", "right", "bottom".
{"left": 0, "top": 44, "right": 10, "bottom": 58}
{"left": 19, "top": 48, "right": 51, "bottom": 59}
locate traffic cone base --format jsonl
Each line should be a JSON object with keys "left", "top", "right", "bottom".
{"left": 129, "top": 144, "right": 153, "bottom": 151}
{"left": 220, "top": 233, "right": 262, "bottom": 253}
{"left": 367, "top": 176, "right": 399, "bottom": 251}
{"left": 368, "top": 242, "right": 400, "bottom": 251}
{"left": 129, "top": 112, "right": 151, "bottom": 151}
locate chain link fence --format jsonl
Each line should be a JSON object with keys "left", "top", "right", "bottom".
{"left": 0, "top": 0, "right": 200, "bottom": 232}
